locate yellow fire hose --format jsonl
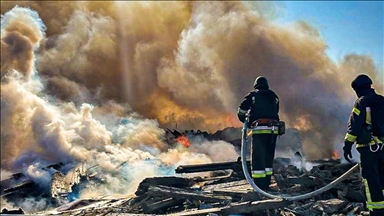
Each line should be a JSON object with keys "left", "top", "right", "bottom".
{"left": 241, "top": 117, "right": 360, "bottom": 201}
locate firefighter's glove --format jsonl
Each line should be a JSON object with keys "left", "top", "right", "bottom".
{"left": 343, "top": 141, "right": 353, "bottom": 163}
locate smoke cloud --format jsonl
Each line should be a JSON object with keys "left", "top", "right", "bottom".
{"left": 1, "top": 6, "right": 45, "bottom": 77}
{"left": 1, "top": 1, "right": 383, "bottom": 212}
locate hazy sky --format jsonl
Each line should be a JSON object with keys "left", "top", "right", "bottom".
{"left": 276, "top": 1, "right": 383, "bottom": 76}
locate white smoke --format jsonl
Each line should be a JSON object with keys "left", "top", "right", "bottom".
{"left": 0, "top": 6, "right": 243, "bottom": 213}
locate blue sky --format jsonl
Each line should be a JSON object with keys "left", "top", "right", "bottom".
{"left": 274, "top": 1, "right": 383, "bottom": 75}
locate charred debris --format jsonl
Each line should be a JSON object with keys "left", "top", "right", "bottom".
{"left": 1, "top": 127, "right": 368, "bottom": 215}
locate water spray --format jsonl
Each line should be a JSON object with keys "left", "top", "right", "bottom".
{"left": 241, "top": 117, "right": 360, "bottom": 201}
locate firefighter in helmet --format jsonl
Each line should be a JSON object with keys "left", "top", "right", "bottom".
{"left": 343, "top": 74, "right": 384, "bottom": 216}
{"left": 237, "top": 76, "right": 280, "bottom": 190}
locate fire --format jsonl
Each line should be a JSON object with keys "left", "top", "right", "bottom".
{"left": 225, "top": 115, "right": 234, "bottom": 126}
{"left": 293, "top": 115, "right": 312, "bottom": 131}
{"left": 332, "top": 150, "right": 339, "bottom": 159}
{"left": 225, "top": 115, "right": 242, "bottom": 128}
{"left": 177, "top": 135, "right": 191, "bottom": 148}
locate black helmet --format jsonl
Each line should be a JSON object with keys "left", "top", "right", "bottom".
{"left": 254, "top": 76, "right": 269, "bottom": 89}
{"left": 351, "top": 74, "right": 372, "bottom": 90}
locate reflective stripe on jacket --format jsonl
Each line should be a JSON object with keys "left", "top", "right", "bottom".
{"left": 344, "top": 89, "right": 378, "bottom": 146}
{"left": 250, "top": 126, "right": 279, "bottom": 135}
{"left": 356, "top": 136, "right": 383, "bottom": 148}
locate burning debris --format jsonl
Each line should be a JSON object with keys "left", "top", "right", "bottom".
{"left": 27, "top": 156, "right": 368, "bottom": 215}
{"left": 166, "top": 127, "right": 304, "bottom": 155}
{"left": 0, "top": 162, "right": 109, "bottom": 214}
{"left": 0, "top": 126, "right": 238, "bottom": 213}
{"left": 1, "top": 208, "right": 24, "bottom": 215}
{"left": 1, "top": 126, "right": 366, "bottom": 215}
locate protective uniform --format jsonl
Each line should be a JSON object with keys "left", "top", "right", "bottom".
{"left": 343, "top": 74, "right": 384, "bottom": 216}
{"left": 237, "top": 76, "right": 279, "bottom": 190}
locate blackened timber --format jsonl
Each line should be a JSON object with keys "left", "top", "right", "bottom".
{"left": 3, "top": 180, "right": 35, "bottom": 194}
{"left": 212, "top": 189, "right": 247, "bottom": 202}
{"left": 166, "top": 128, "right": 183, "bottom": 138}
{"left": 1, "top": 208, "right": 24, "bottom": 215}
{"left": 175, "top": 158, "right": 251, "bottom": 174}
{"left": 147, "top": 185, "right": 232, "bottom": 202}
{"left": 0, "top": 174, "right": 28, "bottom": 194}
{"left": 284, "top": 176, "right": 325, "bottom": 187}
{"left": 221, "top": 198, "right": 293, "bottom": 214}
{"left": 212, "top": 188, "right": 248, "bottom": 196}
{"left": 202, "top": 179, "right": 249, "bottom": 191}
{"left": 135, "top": 177, "right": 194, "bottom": 196}
{"left": 338, "top": 186, "right": 366, "bottom": 202}
{"left": 175, "top": 157, "right": 292, "bottom": 174}
{"left": 172, "top": 199, "right": 292, "bottom": 215}
{"left": 171, "top": 208, "right": 222, "bottom": 215}
{"left": 274, "top": 174, "right": 287, "bottom": 189}
{"left": 142, "top": 197, "right": 184, "bottom": 214}
{"left": 330, "top": 162, "right": 359, "bottom": 176}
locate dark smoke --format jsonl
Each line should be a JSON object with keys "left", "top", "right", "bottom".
{"left": 1, "top": 0, "right": 383, "bottom": 168}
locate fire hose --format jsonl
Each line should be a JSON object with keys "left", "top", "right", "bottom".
{"left": 241, "top": 117, "right": 360, "bottom": 201}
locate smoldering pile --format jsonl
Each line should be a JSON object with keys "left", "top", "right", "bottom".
{"left": 1, "top": 128, "right": 367, "bottom": 216}
{"left": 23, "top": 153, "right": 368, "bottom": 216}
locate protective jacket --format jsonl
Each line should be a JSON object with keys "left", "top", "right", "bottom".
{"left": 345, "top": 88, "right": 384, "bottom": 147}
{"left": 237, "top": 89, "right": 279, "bottom": 124}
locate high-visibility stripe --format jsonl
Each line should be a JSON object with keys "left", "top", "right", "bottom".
{"left": 366, "top": 201, "right": 384, "bottom": 210}
{"left": 352, "top": 107, "right": 360, "bottom": 116}
{"left": 253, "top": 126, "right": 276, "bottom": 130}
{"left": 252, "top": 173, "right": 266, "bottom": 178}
{"left": 250, "top": 126, "right": 279, "bottom": 135}
{"left": 366, "top": 107, "right": 371, "bottom": 124}
{"left": 354, "top": 107, "right": 378, "bottom": 148}
{"left": 252, "top": 130, "right": 279, "bottom": 134}
{"left": 252, "top": 170, "right": 265, "bottom": 174}
{"left": 374, "top": 136, "right": 383, "bottom": 144}
{"left": 265, "top": 168, "right": 273, "bottom": 175}
{"left": 356, "top": 136, "right": 384, "bottom": 148}
{"left": 344, "top": 133, "right": 357, "bottom": 142}
{"left": 251, "top": 126, "right": 279, "bottom": 134}
{"left": 252, "top": 170, "right": 266, "bottom": 178}
{"left": 238, "top": 108, "right": 247, "bottom": 114}
{"left": 364, "top": 179, "right": 372, "bottom": 203}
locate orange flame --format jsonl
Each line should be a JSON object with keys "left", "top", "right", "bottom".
{"left": 225, "top": 115, "right": 242, "bottom": 127}
{"left": 177, "top": 135, "right": 190, "bottom": 148}
{"left": 225, "top": 115, "right": 234, "bottom": 126}
{"left": 332, "top": 150, "right": 339, "bottom": 159}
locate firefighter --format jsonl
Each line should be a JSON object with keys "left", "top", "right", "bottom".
{"left": 237, "top": 76, "right": 279, "bottom": 190}
{"left": 342, "top": 74, "right": 384, "bottom": 216}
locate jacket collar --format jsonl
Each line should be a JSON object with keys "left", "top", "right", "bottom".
{"left": 356, "top": 88, "right": 375, "bottom": 98}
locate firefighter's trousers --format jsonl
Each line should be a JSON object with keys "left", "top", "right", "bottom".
{"left": 251, "top": 133, "right": 278, "bottom": 190}
{"left": 357, "top": 145, "right": 384, "bottom": 215}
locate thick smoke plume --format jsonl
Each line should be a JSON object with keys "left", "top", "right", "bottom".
{"left": 1, "top": 1, "right": 383, "bottom": 212}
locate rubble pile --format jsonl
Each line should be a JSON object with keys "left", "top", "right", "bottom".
{"left": 1, "top": 128, "right": 368, "bottom": 215}
{"left": 30, "top": 157, "right": 368, "bottom": 216}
